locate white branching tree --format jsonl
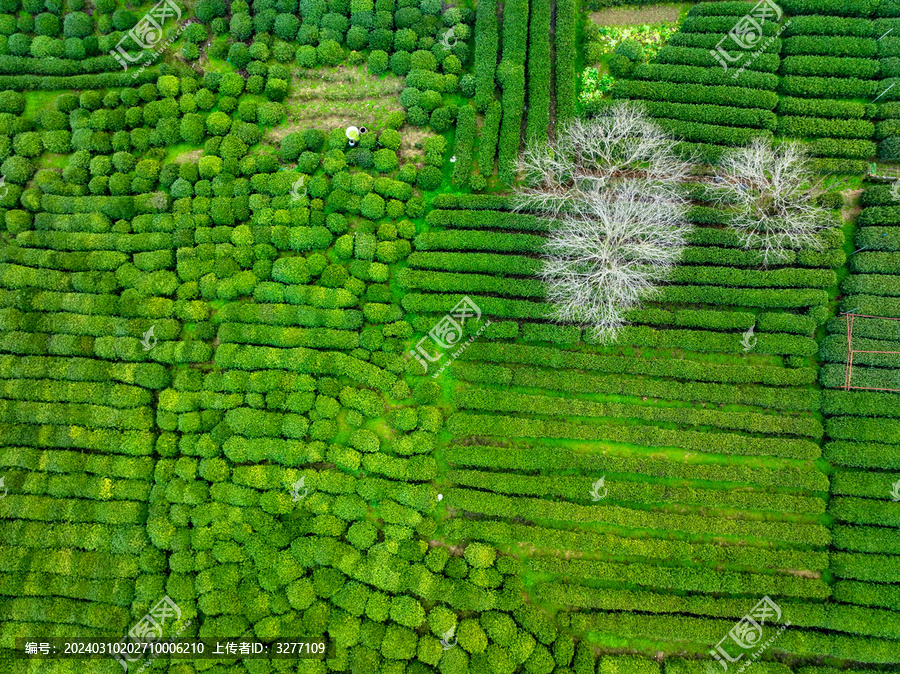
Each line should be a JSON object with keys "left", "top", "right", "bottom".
{"left": 711, "top": 137, "right": 829, "bottom": 266}
{"left": 513, "top": 102, "right": 695, "bottom": 343}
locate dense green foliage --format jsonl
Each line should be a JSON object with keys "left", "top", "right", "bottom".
{"left": 554, "top": 0, "right": 576, "bottom": 120}
{"left": 0, "top": 1, "right": 899, "bottom": 672}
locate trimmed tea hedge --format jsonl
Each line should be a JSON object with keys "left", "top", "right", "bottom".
{"left": 613, "top": 80, "right": 779, "bottom": 109}
{"left": 446, "top": 413, "right": 821, "bottom": 460}
{"left": 782, "top": 36, "right": 877, "bottom": 58}
{"left": 526, "top": 0, "right": 551, "bottom": 146}
{"left": 778, "top": 0, "right": 880, "bottom": 18}
{"left": 779, "top": 76, "right": 878, "bottom": 98}
{"left": 632, "top": 63, "right": 779, "bottom": 90}
{"left": 478, "top": 101, "right": 502, "bottom": 177}
{"left": 668, "top": 32, "right": 782, "bottom": 52}
{"left": 656, "top": 46, "right": 780, "bottom": 73}
{"left": 555, "top": 0, "right": 576, "bottom": 121}
{"left": 783, "top": 15, "right": 875, "bottom": 37}
{"left": 654, "top": 118, "right": 772, "bottom": 145}
{"left": 497, "top": 60, "right": 525, "bottom": 183}
{"left": 636, "top": 100, "right": 777, "bottom": 130}
{"left": 778, "top": 116, "right": 875, "bottom": 139}
{"left": 780, "top": 56, "right": 879, "bottom": 78}
{"left": 777, "top": 96, "right": 869, "bottom": 119}
{"left": 425, "top": 209, "right": 547, "bottom": 230}
{"left": 473, "top": 0, "right": 499, "bottom": 111}
{"left": 451, "top": 105, "right": 476, "bottom": 188}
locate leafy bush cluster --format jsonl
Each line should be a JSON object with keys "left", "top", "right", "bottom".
{"left": 354, "top": 3, "right": 472, "bottom": 134}
{"left": 5, "top": 1, "right": 900, "bottom": 670}
{"left": 225, "top": 0, "right": 475, "bottom": 72}
{"left": 0, "top": 74, "right": 292, "bottom": 202}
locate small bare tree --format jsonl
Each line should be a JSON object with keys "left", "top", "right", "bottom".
{"left": 514, "top": 102, "right": 695, "bottom": 343}
{"left": 711, "top": 137, "right": 829, "bottom": 266}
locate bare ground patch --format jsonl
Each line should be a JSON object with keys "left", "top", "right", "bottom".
{"left": 291, "top": 64, "right": 405, "bottom": 100}
{"left": 264, "top": 63, "right": 405, "bottom": 146}
{"left": 289, "top": 106, "right": 401, "bottom": 131}
{"left": 428, "top": 540, "right": 466, "bottom": 556}
{"left": 172, "top": 149, "right": 203, "bottom": 163}
{"left": 399, "top": 126, "right": 435, "bottom": 164}
{"left": 842, "top": 188, "right": 865, "bottom": 222}
{"left": 779, "top": 568, "right": 822, "bottom": 579}
{"left": 267, "top": 123, "right": 305, "bottom": 143}
{"left": 591, "top": 3, "right": 684, "bottom": 25}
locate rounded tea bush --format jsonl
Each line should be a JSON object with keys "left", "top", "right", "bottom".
{"left": 360, "top": 192, "right": 386, "bottom": 219}
{"left": 609, "top": 53, "right": 635, "bottom": 79}
{"left": 389, "top": 595, "right": 425, "bottom": 628}
{"left": 879, "top": 137, "right": 900, "bottom": 161}
{"left": 368, "top": 49, "right": 388, "bottom": 75}
{"left": 416, "top": 165, "right": 442, "bottom": 191}
{"left": 463, "top": 542, "right": 496, "bottom": 568}
{"left": 347, "top": 521, "right": 378, "bottom": 549}
{"left": 373, "top": 148, "right": 399, "bottom": 173}
{"left": 457, "top": 619, "right": 488, "bottom": 654}
{"left": 615, "top": 38, "right": 643, "bottom": 61}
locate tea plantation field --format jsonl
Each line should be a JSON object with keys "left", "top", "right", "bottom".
{"left": 0, "top": 0, "right": 898, "bottom": 672}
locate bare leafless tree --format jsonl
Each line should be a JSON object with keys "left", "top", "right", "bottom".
{"left": 711, "top": 137, "right": 830, "bottom": 266}
{"left": 516, "top": 104, "right": 696, "bottom": 216}
{"left": 513, "top": 102, "right": 695, "bottom": 343}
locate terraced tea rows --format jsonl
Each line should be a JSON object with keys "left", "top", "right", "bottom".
{"left": 0, "top": 0, "right": 899, "bottom": 672}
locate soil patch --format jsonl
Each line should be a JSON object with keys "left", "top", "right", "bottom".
{"left": 590, "top": 3, "right": 683, "bottom": 25}
{"left": 268, "top": 64, "right": 406, "bottom": 144}
{"left": 399, "top": 126, "right": 434, "bottom": 163}
{"left": 842, "top": 188, "right": 865, "bottom": 222}
{"left": 172, "top": 149, "right": 203, "bottom": 163}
